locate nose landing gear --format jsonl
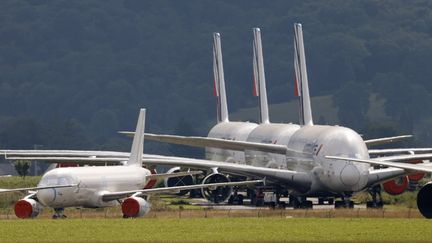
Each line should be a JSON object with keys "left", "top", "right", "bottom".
{"left": 334, "top": 193, "right": 354, "bottom": 208}
{"left": 52, "top": 208, "right": 67, "bottom": 219}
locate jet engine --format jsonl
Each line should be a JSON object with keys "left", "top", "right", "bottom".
{"left": 164, "top": 167, "right": 194, "bottom": 196}
{"left": 408, "top": 172, "right": 426, "bottom": 182}
{"left": 382, "top": 176, "right": 409, "bottom": 195}
{"left": 121, "top": 197, "right": 151, "bottom": 218}
{"left": 14, "top": 198, "right": 42, "bottom": 219}
{"left": 408, "top": 160, "right": 426, "bottom": 182}
{"left": 201, "top": 173, "right": 231, "bottom": 203}
{"left": 144, "top": 168, "right": 157, "bottom": 189}
{"left": 417, "top": 182, "right": 432, "bottom": 218}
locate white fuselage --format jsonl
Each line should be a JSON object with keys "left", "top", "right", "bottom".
{"left": 245, "top": 123, "right": 301, "bottom": 168}
{"left": 206, "top": 121, "right": 258, "bottom": 163}
{"left": 36, "top": 166, "right": 151, "bottom": 208}
{"left": 206, "top": 122, "right": 370, "bottom": 195}
{"left": 286, "top": 125, "right": 370, "bottom": 194}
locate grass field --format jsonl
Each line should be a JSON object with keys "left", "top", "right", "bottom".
{"left": 1, "top": 217, "right": 432, "bottom": 242}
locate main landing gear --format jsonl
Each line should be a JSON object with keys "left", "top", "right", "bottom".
{"left": 334, "top": 194, "right": 354, "bottom": 209}
{"left": 366, "top": 185, "right": 384, "bottom": 208}
{"left": 289, "top": 196, "right": 313, "bottom": 209}
{"left": 52, "top": 208, "right": 67, "bottom": 219}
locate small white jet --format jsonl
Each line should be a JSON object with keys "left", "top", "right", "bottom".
{"left": 0, "top": 109, "right": 262, "bottom": 219}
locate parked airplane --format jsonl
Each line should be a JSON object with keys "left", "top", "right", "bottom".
{"left": 1, "top": 24, "right": 424, "bottom": 214}
{"left": 0, "top": 109, "right": 262, "bottom": 219}
{"left": 118, "top": 24, "right": 432, "bottom": 212}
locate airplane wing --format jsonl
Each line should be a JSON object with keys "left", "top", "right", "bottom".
{"left": 364, "top": 135, "right": 412, "bottom": 147}
{"left": 0, "top": 184, "right": 77, "bottom": 194}
{"left": 369, "top": 148, "right": 432, "bottom": 155}
{"left": 1, "top": 150, "right": 185, "bottom": 166}
{"left": 101, "top": 179, "right": 264, "bottom": 201}
{"left": 326, "top": 155, "right": 432, "bottom": 173}
{"left": 0, "top": 150, "right": 130, "bottom": 158}
{"left": 4, "top": 155, "right": 312, "bottom": 191}
{"left": 374, "top": 153, "right": 432, "bottom": 162}
{"left": 120, "top": 132, "right": 309, "bottom": 157}
{"left": 141, "top": 157, "right": 312, "bottom": 192}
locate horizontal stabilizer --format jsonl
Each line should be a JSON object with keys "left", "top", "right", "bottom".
{"left": 364, "top": 135, "right": 412, "bottom": 147}
{"left": 375, "top": 153, "right": 432, "bottom": 162}
{"left": 369, "top": 148, "right": 432, "bottom": 155}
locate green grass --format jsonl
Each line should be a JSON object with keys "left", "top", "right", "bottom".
{"left": 0, "top": 218, "right": 431, "bottom": 242}
{"left": 0, "top": 176, "right": 41, "bottom": 208}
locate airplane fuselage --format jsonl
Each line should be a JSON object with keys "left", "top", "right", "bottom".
{"left": 206, "top": 121, "right": 258, "bottom": 163}
{"left": 36, "top": 166, "right": 151, "bottom": 208}
{"left": 206, "top": 122, "right": 370, "bottom": 195}
{"left": 287, "top": 125, "right": 370, "bottom": 194}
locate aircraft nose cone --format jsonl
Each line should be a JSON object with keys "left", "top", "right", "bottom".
{"left": 340, "top": 164, "right": 360, "bottom": 187}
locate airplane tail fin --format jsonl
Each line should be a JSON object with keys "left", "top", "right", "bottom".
{"left": 128, "top": 108, "right": 146, "bottom": 167}
{"left": 293, "top": 23, "right": 313, "bottom": 126}
{"left": 213, "top": 33, "right": 229, "bottom": 123}
{"left": 252, "top": 28, "right": 270, "bottom": 124}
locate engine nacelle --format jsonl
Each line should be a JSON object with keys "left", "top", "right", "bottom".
{"left": 201, "top": 173, "right": 232, "bottom": 203}
{"left": 144, "top": 168, "right": 157, "bottom": 189}
{"left": 121, "top": 197, "right": 151, "bottom": 218}
{"left": 14, "top": 199, "right": 42, "bottom": 219}
{"left": 408, "top": 160, "right": 426, "bottom": 182}
{"left": 164, "top": 167, "right": 194, "bottom": 196}
{"left": 417, "top": 182, "right": 432, "bottom": 218}
{"left": 383, "top": 176, "right": 409, "bottom": 195}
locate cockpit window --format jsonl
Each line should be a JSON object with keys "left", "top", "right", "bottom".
{"left": 38, "top": 176, "right": 71, "bottom": 186}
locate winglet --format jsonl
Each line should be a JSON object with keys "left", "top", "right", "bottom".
{"left": 294, "top": 23, "right": 313, "bottom": 126}
{"left": 128, "top": 109, "right": 146, "bottom": 167}
{"left": 213, "top": 33, "right": 229, "bottom": 123}
{"left": 252, "top": 28, "right": 270, "bottom": 124}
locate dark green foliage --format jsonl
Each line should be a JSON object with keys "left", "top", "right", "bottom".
{"left": 14, "top": 161, "right": 29, "bottom": 179}
{"left": 168, "top": 119, "right": 203, "bottom": 159}
{"left": 0, "top": 1, "right": 432, "bottom": 151}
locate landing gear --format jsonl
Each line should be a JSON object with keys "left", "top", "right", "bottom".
{"left": 335, "top": 194, "right": 354, "bottom": 209}
{"left": 290, "top": 196, "right": 313, "bottom": 209}
{"left": 52, "top": 208, "right": 66, "bottom": 219}
{"left": 228, "top": 190, "right": 244, "bottom": 205}
{"left": 366, "top": 185, "right": 384, "bottom": 208}
{"left": 318, "top": 197, "right": 334, "bottom": 205}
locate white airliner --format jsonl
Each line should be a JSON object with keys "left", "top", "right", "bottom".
{"left": 2, "top": 24, "right": 430, "bottom": 217}
{"left": 135, "top": 26, "right": 416, "bottom": 206}
{"left": 112, "top": 24, "right": 432, "bottom": 216}
{"left": 0, "top": 109, "right": 262, "bottom": 219}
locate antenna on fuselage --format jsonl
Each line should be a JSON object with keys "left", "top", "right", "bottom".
{"left": 213, "top": 33, "right": 229, "bottom": 123}
{"left": 293, "top": 23, "right": 313, "bottom": 126}
{"left": 128, "top": 108, "right": 146, "bottom": 167}
{"left": 252, "top": 28, "right": 270, "bottom": 124}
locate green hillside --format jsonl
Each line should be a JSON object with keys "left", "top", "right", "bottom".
{"left": 0, "top": 1, "right": 432, "bottom": 154}
{"left": 231, "top": 94, "right": 391, "bottom": 127}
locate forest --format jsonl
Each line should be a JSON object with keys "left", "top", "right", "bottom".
{"left": 1, "top": 0, "right": 432, "bottom": 156}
